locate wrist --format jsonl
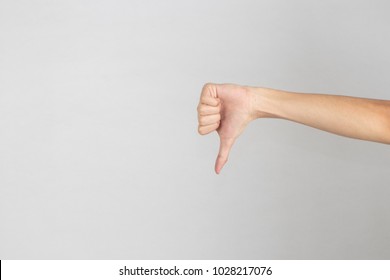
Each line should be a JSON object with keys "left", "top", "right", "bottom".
{"left": 248, "top": 86, "right": 282, "bottom": 119}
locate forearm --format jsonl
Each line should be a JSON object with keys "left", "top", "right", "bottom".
{"left": 250, "top": 87, "right": 390, "bottom": 144}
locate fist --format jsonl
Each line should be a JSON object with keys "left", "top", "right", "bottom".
{"left": 197, "top": 83, "right": 255, "bottom": 174}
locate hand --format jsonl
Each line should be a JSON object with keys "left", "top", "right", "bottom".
{"left": 197, "top": 83, "right": 256, "bottom": 174}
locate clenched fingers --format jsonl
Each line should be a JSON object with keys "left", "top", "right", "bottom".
{"left": 198, "top": 114, "right": 221, "bottom": 126}
{"left": 200, "top": 96, "right": 220, "bottom": 106}
{"left": 197, "top": 104, "right": 220, "bottom": 116}
{"left": 198, "top": 84, "right": 221, "bottom": 135}
{"left": 198, "top": 122, "right": 220, "bottom": 135}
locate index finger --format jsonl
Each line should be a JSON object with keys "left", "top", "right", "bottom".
{"left": 200, "top": 96, "right": 220, "bottom": 106}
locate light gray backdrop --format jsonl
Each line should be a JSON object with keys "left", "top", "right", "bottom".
{"left": 1, "top": 0, "right": 390, "bottom": 259}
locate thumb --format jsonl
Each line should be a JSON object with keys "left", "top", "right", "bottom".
{"left": 215, "top": 137, "right": 235, "bottom": 174}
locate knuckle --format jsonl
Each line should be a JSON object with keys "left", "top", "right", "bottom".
{"left": 203, "top": 83, "right": 213, "bottom": 90}
{"left": 218, "top": 154, "right": 228, "bottom": 162}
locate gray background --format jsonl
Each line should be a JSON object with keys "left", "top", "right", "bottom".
{"left": 1, "top": 0, "right": 390, "bottom": 259}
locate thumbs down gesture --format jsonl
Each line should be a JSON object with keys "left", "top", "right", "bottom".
{"left": 197, "top": 83, "right": 257, "bottom": 174}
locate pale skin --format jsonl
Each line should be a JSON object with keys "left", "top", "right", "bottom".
{"left": 197, "top": 83, "right": 390, "bottom": 174}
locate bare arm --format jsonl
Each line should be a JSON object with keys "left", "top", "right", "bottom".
{"left": 197, "top": 83, "right": 390, "bottom": 174}
{"left": 253, "top": 87, "right": 390, "bottom": 144}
